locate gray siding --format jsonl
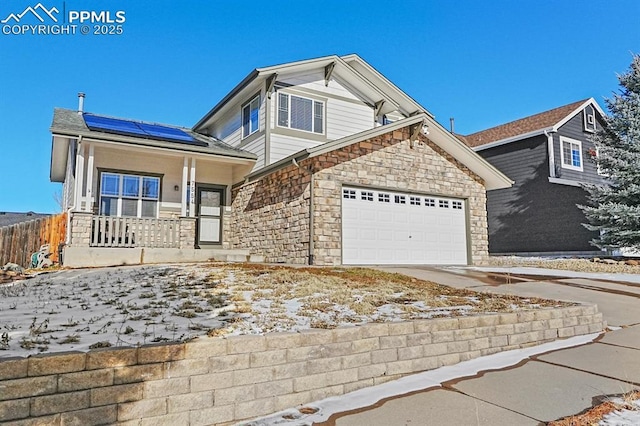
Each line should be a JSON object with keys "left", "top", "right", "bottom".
{"left": 480, "top": 135, "right": 599, "bottom": 254}
{"left": 552, "top": 110, "right": 606, "bottom": 185}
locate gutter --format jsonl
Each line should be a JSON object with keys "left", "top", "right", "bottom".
{"left": 473, "top": 127, "right": 553, "bottom": 152}
{"left": 51, "top": 131, "right": 258, "bottom": 162}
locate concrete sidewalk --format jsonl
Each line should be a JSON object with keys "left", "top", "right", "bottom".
{"left": 332, "top": 324, "right": 640, "bottom": 425}
{"left": 327, "top": 267, "right": 640, "bottom": 425}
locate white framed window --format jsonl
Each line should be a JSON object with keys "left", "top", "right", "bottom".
{"left": 424, "top": 198, "right": 435, "bottom": 207}
{"left": 277, "top": 92, "right": 324, "bottom": 134}
{"left": 361, "top": 191, "right": 374, "bottom": 201}
{"left": 560, "top": 136, "right": 583, "bottom": 171}
{"left": 394, "top": 195, "right": 406, "bottom": 204}
{"left": 343, "top": 189, "right": 356, "bottom": 199}
{"left": 99, "top": 172, "right": 160, "bottom": 217}
{"left": 410, "top": 196, "right": 421, "bottom": 206}
{"left": 378, "top": 193, "right": 390, "bottom": 203}
{"left": 439, "top": 200, "right": 449, "bottom": 208}
{"left": 242, "top": 95, "right": 260, "bottom": 138}
{"left": 452, "top": 201, "right": 463, "bottom": 210}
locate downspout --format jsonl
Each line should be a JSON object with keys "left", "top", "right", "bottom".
{"left": 292, "top": 158, "right": 314, "bottom": 265}
{"left": 544, "top": 129, "right": 556, "bottom": 178}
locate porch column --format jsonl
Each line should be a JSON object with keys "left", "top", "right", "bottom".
{"left": 84, "top": 143, "right": 94, "bottom": 212}
{"left": 189, "top": 157, "right": 196, "bottom": 218}
{"left": 181, "top": 157, "right": 188, "bottom": 216}
{"left": 74, "top": 140, "right": 85, "bottom": 211}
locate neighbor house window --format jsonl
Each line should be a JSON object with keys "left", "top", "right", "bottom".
{"left": 242, "top": 95, "right": 260, "bottom": 138}
{"left": 277, "top": 93, "right": 324, "bottom": 134}
{"left": 560, "top": 136, "right": 583, "bottom": 171}
{"left": 99, "top": 172, "right": 160, "bottom": 217}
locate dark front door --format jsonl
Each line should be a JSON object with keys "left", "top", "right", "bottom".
{"left": 197, "top": 187, "right": 223, "bottom": 245}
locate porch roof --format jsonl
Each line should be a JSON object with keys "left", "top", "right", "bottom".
{"left": 50, "top": 108, "right": 257, "bottom": 182}
{"left": 51, "top": 108, "right": 257, "bottom": 159}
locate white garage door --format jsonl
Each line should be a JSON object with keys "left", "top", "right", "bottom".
{"left": 341, "top": 187, "right": 468, "bottom": 265}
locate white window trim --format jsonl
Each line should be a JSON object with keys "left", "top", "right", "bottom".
{"left": 559, "top": 136, "right": 584, "bottom": 172}
{"left": 277, "top": 92, "right": 325, "bottom": 135}
{"left": 99, "top": 172, "right": 160, "bottom": 218}
{"left": 242, "top": 95, "right": 260, "bottom": 139}
{"left": 583, "top": 107, "right": 596, "bottom": 133}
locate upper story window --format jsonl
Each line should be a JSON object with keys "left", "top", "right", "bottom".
{"left": 100, "top": 172, "right": 160, "bottom": 217}
{"left": 242, "top": 95, "right": 260, "bottom": 138}
{"left": 560, "top": 136, "right": 583, "bottom": 171}
{"left": 277, "top": 93, "right": 324, "bottom": 134}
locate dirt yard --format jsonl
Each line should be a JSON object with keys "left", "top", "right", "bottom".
{"left": 0, "top": 263, "right": 569, "bottom": 358}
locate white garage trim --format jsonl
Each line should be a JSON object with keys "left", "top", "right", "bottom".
{"left": 341, "top": 186, "right": 468, "bottom": 265}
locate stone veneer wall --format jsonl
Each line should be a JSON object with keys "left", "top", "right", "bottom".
{"left": 0, "top": 306, "right": 604, "bottom": 425}
{"left": 231, "top": 127, "right": 490, "bottom": 265}
{"left": 230, "top": 167, "right": 311, "bottom": 264}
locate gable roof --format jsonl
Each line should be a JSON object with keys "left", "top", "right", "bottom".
{"left": 245, "top": 114, "right": 513, "bottom": 191}
{"left": 193, "top": 54, "right": 433, "bottom": 132}
{"left": 50, "top": 108, "right": 257, "bottom": 182}
{"left": 465, "top": 98, "right": 605, "bottom": 150}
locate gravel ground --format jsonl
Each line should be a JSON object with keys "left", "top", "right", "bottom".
{"left": 487, "top": 256, "right": 640, "bottom": 275}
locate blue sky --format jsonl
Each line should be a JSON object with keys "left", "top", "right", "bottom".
{"left": 1, "top": 0, "right": 638, "bottom": 213}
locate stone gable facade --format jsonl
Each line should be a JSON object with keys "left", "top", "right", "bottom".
{"left": 231, "top": 126, "right": 489, "bottom": 265}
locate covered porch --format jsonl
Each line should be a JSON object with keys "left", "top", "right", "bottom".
{"left": 49, "top": 107, "right": 258, "bottom": 267}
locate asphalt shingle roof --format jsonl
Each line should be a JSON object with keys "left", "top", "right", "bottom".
{"left": 464, "top": 99, "right": 589, "bottom": 147}
{"left": 51, "top": 108, "right": 257, "bottom": 160}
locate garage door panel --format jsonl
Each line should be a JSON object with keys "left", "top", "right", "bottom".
{"left": 342, "top": 187, "right": 468, "bottom": 265}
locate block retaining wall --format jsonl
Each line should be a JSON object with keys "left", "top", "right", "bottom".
{"left": 0, "top": 305, "right": 604, "bottom": 425}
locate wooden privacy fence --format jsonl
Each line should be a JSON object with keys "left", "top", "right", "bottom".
{"left": 0, "top": 213, "right": 67, "bottom": 267}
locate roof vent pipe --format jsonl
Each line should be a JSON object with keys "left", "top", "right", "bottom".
{"left": 78, "top": 92, "right": 85, "bottom": 115}
{"left": 449, "top": 117, "right": 455, "bottom": 133}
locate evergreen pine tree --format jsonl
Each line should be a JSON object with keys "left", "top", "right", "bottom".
{"left": 580, "top": 54, "right": 640, "bottom": 250}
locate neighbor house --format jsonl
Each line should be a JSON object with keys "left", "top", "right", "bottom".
{"left": 462, "top": 98, "right": 607, "bottom": 256}
{"left": 50, "top": 54, "right": 512, "bottom": 267}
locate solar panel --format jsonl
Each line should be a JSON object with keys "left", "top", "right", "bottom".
{"left": 84, "top": 114, "right": 146, "bottom": 137}
{"left": 83, "top": 114, "right": 208, "bottom": 147}
{"left": 138, "top": 123, "right": 197, "bottom": 143}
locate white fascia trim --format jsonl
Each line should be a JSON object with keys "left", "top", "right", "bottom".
{"left": 340, "top": 54, "right": 434, "bottom": 118}
{"left": 311, "top": 114, "right": 513, "bottom": 190}
{"left": 548, "top": 177, "right": 582, "bottom": 187}
{"left": 245, "top": 114, "right": 513, "bottom": 190}
{"left": 424, "top": 116, "right": 513, "bottom": 190}
{"left": 76, "top": 136, "right": 256, "bottom": 166}
{"left": 473, "top": 127, "right": 553, "bottom": 152}
{"left": 554, "top": 98, "right": 606, "bottom": 130}
{"left": 259, "top": 57, "right": 402, "bottom": 113}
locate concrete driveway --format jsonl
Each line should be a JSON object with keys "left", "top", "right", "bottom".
{"left": 325, "top": 266, "right": 640, "bottom": 425}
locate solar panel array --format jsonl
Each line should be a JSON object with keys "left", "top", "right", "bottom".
{"left": 83, "top": 114, "right": 208, "bottom": 147}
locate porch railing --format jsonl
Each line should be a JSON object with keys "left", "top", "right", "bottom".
{"left": 90, "top": 216, "right": 180, "bottom": 248}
